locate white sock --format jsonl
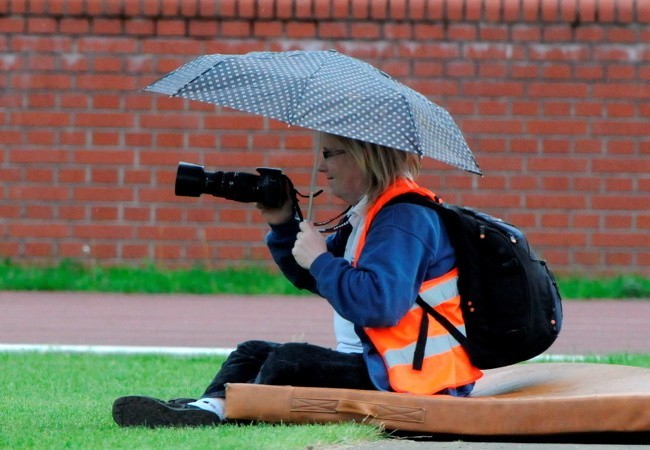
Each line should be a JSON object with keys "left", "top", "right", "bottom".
{"left": 187, "top": 398, "right": 225, "bottom": 420}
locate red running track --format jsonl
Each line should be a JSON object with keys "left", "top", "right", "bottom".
{"left": 1, "top": 292, "right": 648, "bottom": 355}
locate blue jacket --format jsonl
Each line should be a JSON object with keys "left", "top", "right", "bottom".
{"left": 266, "top": 202, "right": 456, "bottom": 391}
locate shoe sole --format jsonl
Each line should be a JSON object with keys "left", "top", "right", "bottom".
{"left": 112, "top": 396, "right": 220, "bottom": 428}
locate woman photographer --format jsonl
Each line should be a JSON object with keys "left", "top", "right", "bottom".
{"left": 112, "top": 132, "right": 482, "bottom": 427}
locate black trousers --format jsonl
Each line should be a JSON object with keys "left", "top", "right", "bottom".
{"left": 202, "top": 340, "right": 376, "bottom": 398}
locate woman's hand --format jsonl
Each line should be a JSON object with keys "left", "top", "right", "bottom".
{"left": 292, "top": 221, "right": 327, "bottom": 269}
{"left": 256, "top": 200, "right": 294, "bottom": 225}
{"left": 255, "top": 180, "right": 294, "bottom": 225}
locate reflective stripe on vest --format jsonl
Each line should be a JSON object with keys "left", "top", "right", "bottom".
{"left": 383, "top": 325, "right": 468, "bottom": 367}
{"left": 358, "top": 179, "right": 482, "bottom": 395}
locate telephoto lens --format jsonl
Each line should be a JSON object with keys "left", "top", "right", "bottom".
{"left": 174, "top": 162, "right": 287, "bottom": 208}
{"left": 175, "top": 162, "right": 207, "bottom": 197}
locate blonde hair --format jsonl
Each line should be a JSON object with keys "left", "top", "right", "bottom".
{"left": 330, "top": 134, "right": 421, "bottom": 204}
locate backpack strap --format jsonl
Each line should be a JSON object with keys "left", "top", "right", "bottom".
{"left": 416, "top": 297, "right": 468, "bottom": 346}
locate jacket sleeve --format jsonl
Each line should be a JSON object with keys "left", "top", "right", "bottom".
{"left": 308, "top": 204, "right": 456, "bottom": 328}
{"left": 265, "top": 219, "right": 349, "bottom": 295}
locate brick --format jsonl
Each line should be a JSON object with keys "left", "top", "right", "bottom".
{"left": 24, "top": 242, "right": 54, "bottom": 257}
{"left": 91, "top": 19, "right": 124, "bottom": 35}
{"left": 607, "top": 26, "right": 638, "bottom": 43}
{"left": 512, "top": 24, "right": 542, "bottom": 41}
{"left": 91, "top": 168, "right": 119, "bottom": 183}
{"left": 413, "top": 23, "right": 444, "bottom": 40}
{"left": 10, "top": 223, "right": 69, "bottom": 238}
{"left": 466, "top": 0, "right": 483, "bottom": 21}
{"left": 351, "top": 0, "right": 369, "bottom": 19}
{"left": 541, "top": 0, "right": 559, "bottom": 22}
{"left": 447, "top": 23, "right": 477, "bottom": 40}
{"left": 592, "top": 158, "right": 650, "bottom": 173}
{"left": 73, "top": 187, "right": 133, "bottom": 203}
{"left": 142, "top": 114, "right": 201, "bottom": 130}
{"left": 604, "top": 252, "right": 633, "bottom": 266}
{"left": 275, "top": 0, "right": 294, "bottom": 19}
{"left": 578, "top": 0, "right": 597, "bottom": 23}
{"left": 187, "top": 20, "right": 216, "bottom": 37}
{"left": 76, "top": 112, "right": 135, "bottom": 128}
{"left": 531, "top": 45, "right": 590, "bottom": 61}
{"left": 285, "top": 21, "right": 317, "bottom": 38}
{"left": 404, "top": 0, "right": 430, "bottom": 20}
{"left": 124, "top": 169, "right": 152, "bottom": 185}
{"left": 204, "top": 115, "right": 264, "bottom": 130}
{"left": 542, "top": 25, "right": 572, "bottom": 41}
{"left": 525, "top": 194, "right": 586, "bottom": 210}
{"left": 91, "top": 206, "right": 119, "bottom": 221}
{"left": 12, "top": 73, "right": 72, "bottom": 90}
{"left": 9, "top": 111, "right": 71, "bottom": 127}
{"left": 350, "top": 22, "right": 381, "bottom": 39}
{"left": 593, "top": 232, "right": 650, "bottom": 247}
{"left": 465, "top": 42, "right": 511, "bottom": 60}
{"left": 74, "top": 150, "right": 134, "bottom": 165}
{"left": 331, "top": 0, "right": 350, "bottom": 18}
{"left": 522, "top": 0, "right": 540, "bottom": 22}
{"left": 460, "top": 192, "right": 522, "bottom": 209}
{"left": 528, "top": 156, "right": 588, "bottom": 172}
{"left": 125, "top": 18, "right": 155, "bottom": 35}
{"left": 598, "top": 0, "right": 616, "bottom": 22}
{"left": 503, "top": 0, "right": 521, "bottom": 22}
{"left": 124, "top": 207, "right": 152, "bottom": 222}
{"left": 592, "top": 121, "right": 648, "bottom": 137}
{"left": 27, "top": 17, "right": 57, "bottom": 34}
{"left": 528, "top": 82, "right": 587, "bottom": 98}
{"left": 204, "top": 225, "right": 265, "bottom": 242}
{"left": 253, "top": 20, "right": 282, "bottom": 37}
{"left": 559, "top": 0, "right": 578, "bottom": 22}
{"left": 462, "top": 81, "right": 525, "bottom": 97}
{"left": 638, "top": 0, "right": 650, "bottom": 24}
{"left": 542, "top": 139, "right": 570, "bottom": 153}
{"left": 74, "top": 224, "right": 134, "bottom": 239}
{"left": 138, "top": 225, "right": 197, "bottom": 241}
{"left": 122, "top": 244, "right": 151, "bottom": 259}
{"left": 575, "top": 25, "right": 605, "bottom": 42}
{"left": 157, "top": 20, "right": 186, "bottom": 36}
{"left": 479, "top": 24, "right": 508, "bottom": 41}
{"left": 445, "top": 0, "right": 463, "bottom": 20}
{"left": 541, "top": 213, "right": 569, "bottom": 228}
{"left": 319, "top": 21, "right": 348, "bottom": 39}
{"left": 528, "top": 119, "right": 586, "bottom": 135}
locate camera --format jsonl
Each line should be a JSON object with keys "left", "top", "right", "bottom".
{"left": 175, "top": 162, "right": 287, "bottom": 208}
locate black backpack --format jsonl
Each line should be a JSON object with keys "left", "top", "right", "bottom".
{"left": 386, "top": 193, "right": 563, "bottom": 370}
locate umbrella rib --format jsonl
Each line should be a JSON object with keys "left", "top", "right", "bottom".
{"left": 288, "top": 56, "right": 331, "bottom": 125}
{"left": 394, "top": 86, "right": 424, "bottom": 156}
{"left": 171, "top": 58, "right": 227, "bottom": 99}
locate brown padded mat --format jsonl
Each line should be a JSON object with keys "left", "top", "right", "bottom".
{"left": 225, "top": 363, "right": 650, "bottom": 435}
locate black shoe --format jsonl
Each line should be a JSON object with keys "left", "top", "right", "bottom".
{"left": 112, "top": 396, "right": 221, "bottom": 428}
{"left": 166, "top": 397, "right": 197, "bottom": 406}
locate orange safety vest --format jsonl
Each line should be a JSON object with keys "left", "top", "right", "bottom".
{"left": 356, "top": 178, "right": 483, "bottom": 395}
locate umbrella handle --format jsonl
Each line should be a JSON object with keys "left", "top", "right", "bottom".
{"left": 306, "top": 133, "right": 321, "bottom": 222}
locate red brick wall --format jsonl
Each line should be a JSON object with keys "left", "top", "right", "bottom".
{"left": 1, "top": 0, "right": 648, "bottom": 275}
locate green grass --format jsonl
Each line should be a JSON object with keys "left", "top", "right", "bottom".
{"left": 556, "top": 274, "right": 650, "bottom": 299}
{"left": 0, "top": 259, "right": 304, "bottom": 295}
{"left": 533, "top": 353, "right": 650, "bottom": 367}
{"left": 1, "top": 258, "right": 649, "bottom": 298}
{"left": 0, "top": 352, "right": 383, "bottom": 449}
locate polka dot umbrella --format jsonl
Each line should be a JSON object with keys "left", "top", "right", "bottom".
{"left": 144, "top": 50, "right": 482, "bottom": 176}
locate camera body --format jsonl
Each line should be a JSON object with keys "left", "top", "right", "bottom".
{"left": 175, "top": 162, "right": 287, "bottom": 208}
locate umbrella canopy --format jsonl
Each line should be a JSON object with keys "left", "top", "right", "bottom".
{"left": 145, "top": 50, "right": 481, "bottom": 175}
